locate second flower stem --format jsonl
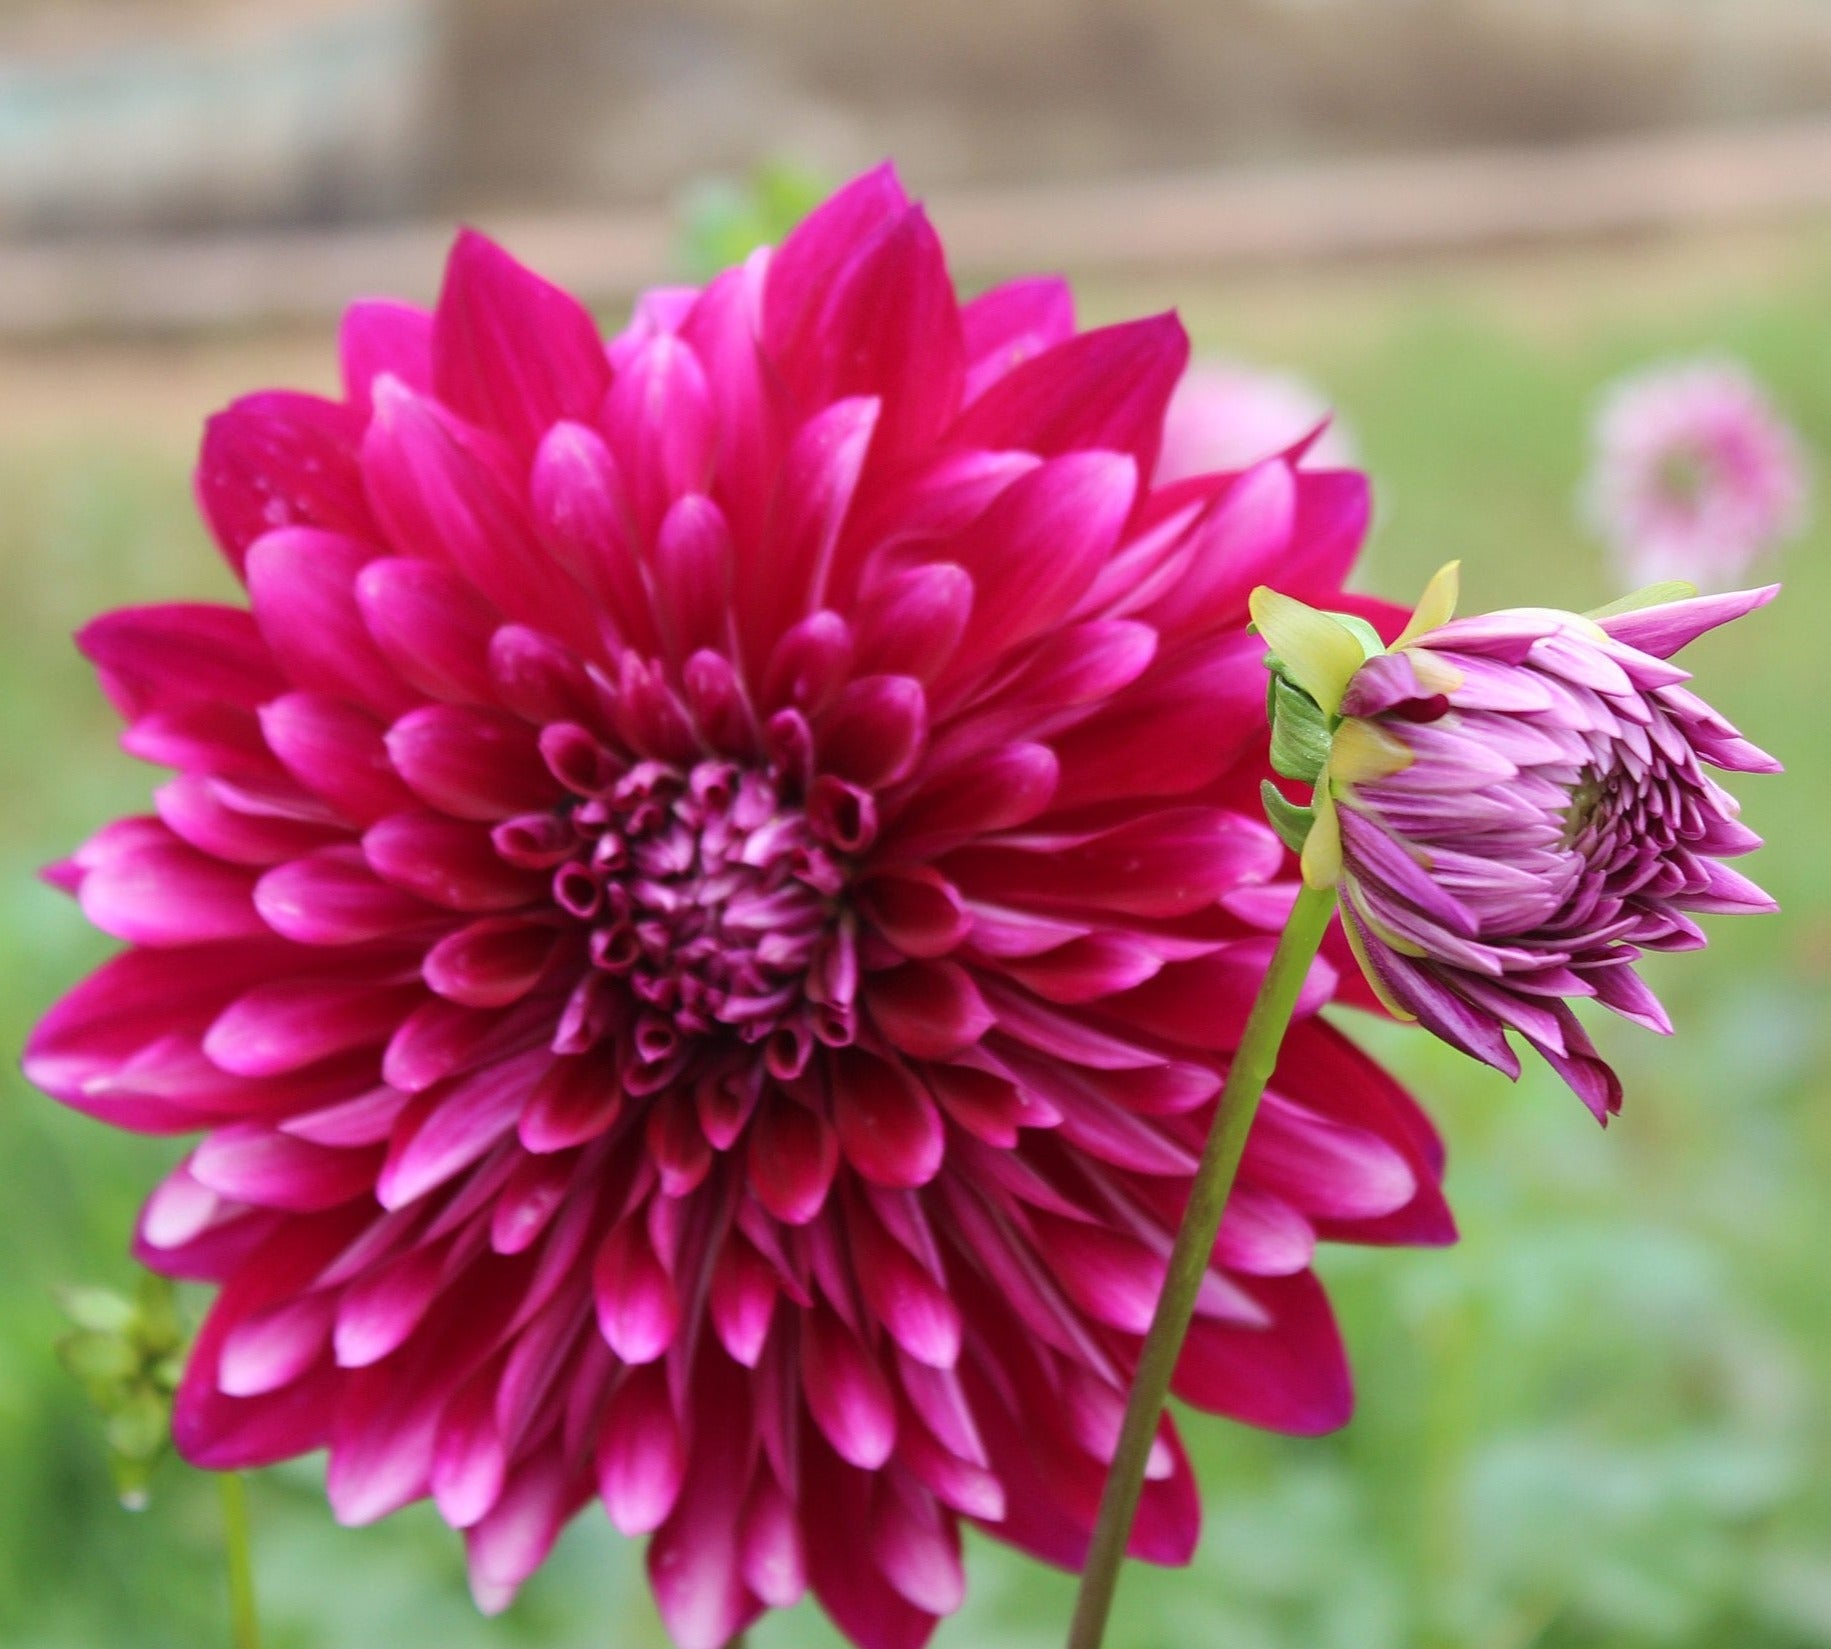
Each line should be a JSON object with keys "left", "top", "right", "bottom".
{"left": 218, "top": 1471, "right": 260, "bottom": 1649}
{"left": 1064, "top": 879, "right": 1338, "bottom": 1649}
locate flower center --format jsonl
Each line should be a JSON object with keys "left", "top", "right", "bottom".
{"left": 1560, "top": 767, "right": 1606, "bottom": 849}
{"left": 550, "top": 758, "right": 856, "bottom": 1083}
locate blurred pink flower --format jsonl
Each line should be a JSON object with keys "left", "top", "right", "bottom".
{"left": 1156, "top": 360, "right": 1354, "bottom": 483}
{"left": 1585, "top": 359, "right": 1807, "bottom": 590}
{"left": 28, "top": 167, "right": 1454, "bottom": 1649}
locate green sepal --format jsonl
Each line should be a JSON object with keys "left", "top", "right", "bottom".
{"left": 1260, "top": 779, "right": 1317, "bottom": 854}
{"left": 1585, "top": 580, "right": 1698, "bottom": 620}
{"left": 1325, "top": 611, "right": 1386, "bottom": 660}
{"left": 1267, "top": 676, "right": 1335, "bottom": 783}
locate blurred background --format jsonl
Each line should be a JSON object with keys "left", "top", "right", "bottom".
{"left": 3, "top": 2, "right": 1830, "bottom": 1646}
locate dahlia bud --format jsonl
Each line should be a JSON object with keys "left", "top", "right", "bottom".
{"left": 1251, "top": 567, "right": 1779, "bottom": 1119}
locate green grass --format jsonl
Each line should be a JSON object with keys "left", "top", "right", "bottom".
{"left": 3, "top": 231, "right": 1830, "bottom": 1649}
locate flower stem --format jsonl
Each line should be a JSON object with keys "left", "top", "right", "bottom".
{"left": 1064, "top": 879, "right": 1337, "bottom": 1649}
{"left": 217, "top": 1471, "right": 260, "bottom": 1649}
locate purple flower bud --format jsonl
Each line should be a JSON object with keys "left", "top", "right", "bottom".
{"left": 1256, "top": 572, "right": 1780, "bottom": 1121}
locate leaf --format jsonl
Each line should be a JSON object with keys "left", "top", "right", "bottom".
{"left": 1261, "top": 780, "right": 1316, "bottom": 854}
{"left": 1268, "top": 677, "right": 1335, "bottom": 783}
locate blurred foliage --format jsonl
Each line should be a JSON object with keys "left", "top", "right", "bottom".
{"left": 56, "top": 1272, "right": 185, "bottom": 1510}
{"left": 2, "top": 226, "right": 1829, "bottom": 1649}
{"left": 675, "top": 157, "right": 832, "bottom": 280}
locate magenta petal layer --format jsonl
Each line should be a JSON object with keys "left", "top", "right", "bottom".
{"left": 28, "top": 166, "right": 1451, "bottom": 1649}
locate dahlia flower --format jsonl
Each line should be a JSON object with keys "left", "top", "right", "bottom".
{"left": 1156, "top": 360, "right": 1354, "bottom": 485}
{"left": 1254, "top": 569, "right": 1778, "bottom": 1122}
{"left": 28, "top": 166, "right": 1455, "bottom": 1649}
{"left": 1585, "top": 358, "right": 1807, "bottom": 591}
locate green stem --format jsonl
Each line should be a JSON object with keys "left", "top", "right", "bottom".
{"left": 1064, "top": 879, "right": 1337, "bottom": 1649}
{"left": 218, "top": 1471, "right": 260, "bottom": 1649}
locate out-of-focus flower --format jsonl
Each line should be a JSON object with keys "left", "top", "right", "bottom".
{"left": 1254, "top": 569, "right": 1778, "bottom": 1123}
{"left": 1585, "top": 359, "right": 1807, "bottom": 591}
{"left": 56, "top": 1273, "right": 187, "bottom": 1509}
{"left": 28, "top": 166, "right": 1455, "bottom": 1649}
{"left": 1156, "top": 361, "right": 1355, "bottom": 484}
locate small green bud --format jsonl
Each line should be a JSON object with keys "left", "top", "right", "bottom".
{"left": 55, "top": 1272, "right": 187, "bottom": 1510}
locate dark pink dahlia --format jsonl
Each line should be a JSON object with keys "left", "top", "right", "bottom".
{"left": 28, "top": 167, "right": 1452, "bottom": 1649}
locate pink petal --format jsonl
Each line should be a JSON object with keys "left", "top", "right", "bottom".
{"left": 1598, "top": 583, "right": 1779, "bottom": 658}
{"left": 362, "top": 379, "right": 597, "bottom": 654}
{"left": 154, "top": 774, "right": 341, "bottom": 866}
{"left": 254, "top": 846, "right": 439, "bottom": 945}
{"left": 593, "top": 1218, "right": 679, "bottom": 1365}
{"left": 868, "top": 961, "right": 994, "bottom": 1061}
{"left": 738, "top": 395, "right": 879, "bottom": 662}
{"left": 1108, "top": 942, "right": 1336, "bottom": 1053}
{"left": 710, "top": 1236, "right": 779, "bottom": 1367}
{"left": 1048, "top": 629, "right": 1267, "bottom": 810}
{"left": 332, "top": 1242, "right": 446, "bottom": 1367}
{"left": 422, "top": 916, "right": 561, "bottom": 1008}
{"left": 947, "top": 311, "right": 1188, "bottom": 476}
{"left": 954, "top": 807, "right": 1283, "bottom": 920}
{"left": 204, "top": 975, "right": 421, "bottom": 1079}
{"left": 886, "top": 742, "right": 1058, "bottom": 854}
{"left": 196, "top": 391, "right": 374, "bottom": 574}
{"left": 747, "top": 1099, "right": 838, "bottom": 1225}
{"left": 353, "top": 555, "right": 499, "bottom": 705}
{"left": 739, "top": 1473, "right": 807, "bottom": 1609}
{"left": 432, "top": 228, "right": 610, "bottom": 456}
{"left": 1245, "top": 1095, "right": 1418, "bottom": 1221}
{"left": 465, "top": 1451, "right": 582, "bottom": 1615}
{"left": 939, "top": 450, "right": 1137, "bottom": 681}
{"left": 869, "top": 1474, "right": 965, "bottom": 1617}
{"left": 805, "top": 1307, "right": 898, "bottom": 1469}
{"left": 259, "top": 692, "right": 417, "bottom": 825}
{"left": 1000, "top": 933, "right": 1168, "bottom": 1003}
{"left": 190, "top": 1125, "right": 376, "bottom": 1211}
{"left": 780, "top": 205, "right": 964, "bottom": 457}
{"left": 763, "top": 161, "right": 911, "bottom": 366}
{"left": 1031, "top": 1213, "right": 1164, "bottom": 1333}
{"left": 596, "top": 1365, "right": 685, "bottom": 1535}
{"left": 528, "top": 421, "right": 660, "bottom": 654}
{"left": 78, "top": 829, "right": 264, "bottom": 947}
{"left": 960, "top": 274, "right": 1076, "bottom": 402}
{"left": 78, "top": 603, "right": 282, "bottom": 719}
{"left": 850, "top": 1198, "right": 961, "bottom": 1367}
{"left": 1172, "top": 1271, "right": 1353, "bottom": 1436}
{"left": 832, "top": 1049, "right": 946, "bottom": 1190}
{"left": 340, "top": 298, "right": 433, "bottom": 412}
{"left": 363, "top": 810, "right": 542, "bottom": 911}
{"left": 216, "top": 1290, "right": 335, "bottom": 1397}
{"left": 518, "top": 1055, "right": 623, "bottom": 1153}
{"left": 647, "top": 1357, "right": 762, "bottom": 1649}
{"left": 857, "top": 868, "right": 970, "bottom": 960}
{"left": 385, "top": 703, "right": 559, "bottom": 821}
{"left": 819, "top": 674, "right": 928, "bottom": 788}
{"left": 600, "top": 332, "right": 717, "bottom": 542}
{"left": 431, "top": 1364, "right": 508, "bottom": 1527}
{"left": 375, "top": 1047, "right": 548, "bottom": 1209}
{"left": 851, "top": 562, "right": 974, "bottom": 685}
{"left": 642, "top": 504, "right": 732, "bottom": 678}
